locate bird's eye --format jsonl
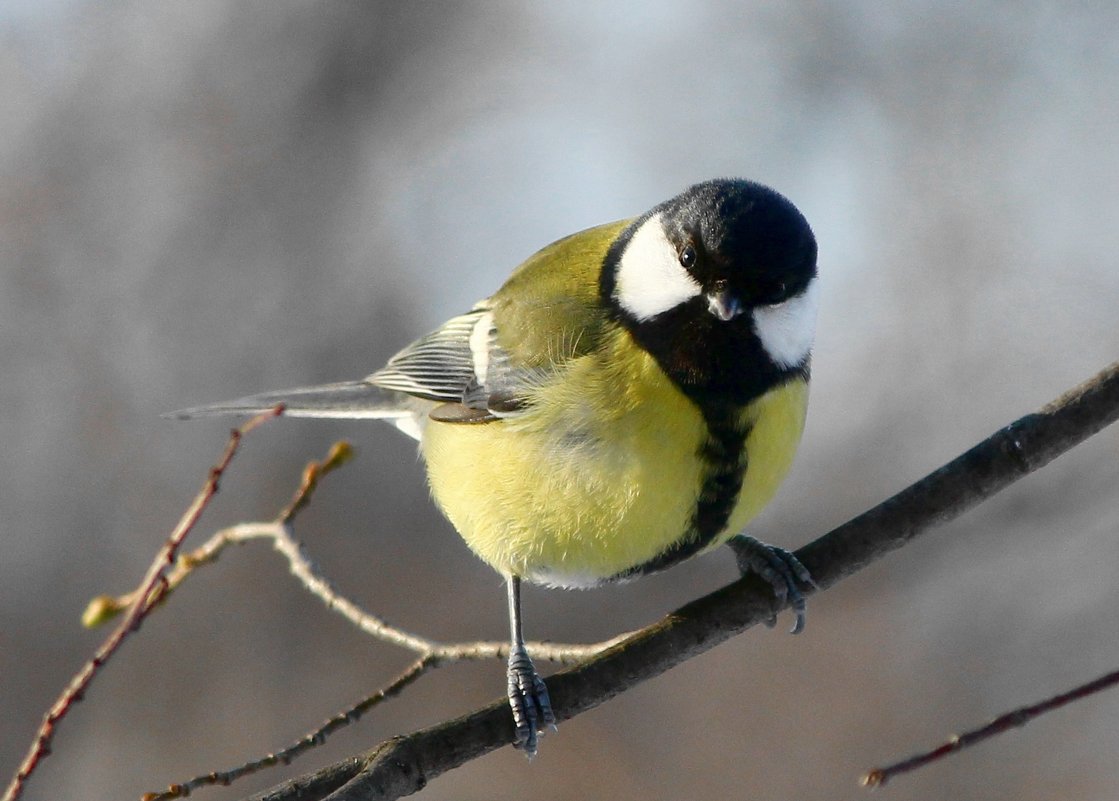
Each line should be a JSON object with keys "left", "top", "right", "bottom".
{"left": 761, "top": 282, "right": 788, "bottom": 305}
{"left": 679, "top": 245, "right": 697, "bottom": 269}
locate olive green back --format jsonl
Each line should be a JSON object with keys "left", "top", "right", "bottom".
{"left": 489, "top": 219, "right": 631, "bottom": 367}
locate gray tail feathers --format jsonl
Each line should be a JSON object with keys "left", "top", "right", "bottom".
{"left": 166, "top": 381, "right": 418, "bottom": 421}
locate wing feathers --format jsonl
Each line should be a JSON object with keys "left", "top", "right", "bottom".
{"left": 367, "top": 311, "right": 485, "bottom": 401}
{"left": 171, "top": 292, "right": 571, "bottom": 430}
{"left": 167, "top": 381, "right": 414, "bottom": 421}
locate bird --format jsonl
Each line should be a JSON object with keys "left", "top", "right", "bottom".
{"left": 171, "top": 178, "right": 819, "bottom": 757}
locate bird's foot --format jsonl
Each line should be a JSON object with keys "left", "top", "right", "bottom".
{"left": 507, "top": 645, "right": 555, "bottom": 757}
{"left": 728, "top": 534, "right": 816, "bottom": 634}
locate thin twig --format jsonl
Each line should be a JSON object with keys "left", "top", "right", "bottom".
{"left": 84, "top": 439, "right": 353, "bottom": 627}
{"left": 125, "top": 519, "right": 621, "bottom": 662}
{"left": 234, "top": 361, "right": 1119, "bottom": 801}
{"left": 141, "top": 551, "right": 622, "bottom": 801}
{"left": 142, "top": 658, "right": 437, "bottom": 801}
{"left": 1, "top": 406, "right": 283, "bottom": 801}
{"left": 136, "top": 518, "right": 621, "bottom": 799}
{"left": 279, "top": 441, "right": 356, "bottom": 523}
{"left": 861, "top": 666, "right": 1119, "bottom": 787}
{"left": 76, "top": 441, "right": 623, "bottom": 801}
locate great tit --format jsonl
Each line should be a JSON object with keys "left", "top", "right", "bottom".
{"left": 172, "top": 178, "right": 819, "bottom": 756}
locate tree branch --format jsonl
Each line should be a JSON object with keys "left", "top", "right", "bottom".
{"left": 77, "top": 441, "right": 624, "bottom": 801}
{"left": 862, "top": 665, "right": 1119, "bottom": 786}
{"left": 1, "top": 407, "right": 284, "bottom": 801}
{"left": 239, "top": 361, "right": 1119, "bottom": 801}
{"left": 137, "top": 515, "right": 625, "bottom": 801}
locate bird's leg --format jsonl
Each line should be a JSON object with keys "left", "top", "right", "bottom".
{"left": 727, "top": 534, "right": 816, "bottom": 634}
{"left": 505, "top": 575, "right": 555, "bottom": 756}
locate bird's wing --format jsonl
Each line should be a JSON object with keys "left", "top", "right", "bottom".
{"left": 167, "top": 381, "right": 423, "bottom": 422}
{"left": 369, "top": 218, "right": 633, "bottom": 421}
{"left": 171, "top": 218, "right": 634, "bottom": 429}
{"left": 367, "top": 307, "right": 540, "bottom": 419}
{"left": 367, "top": 309, "right": 490, "bottom": 403}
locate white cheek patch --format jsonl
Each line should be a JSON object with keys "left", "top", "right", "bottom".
{"left": 614, "top": 213, "right": 701, "bottom": 321}
{"left": 752, "top": 276, "right": 819, "bottom": 369}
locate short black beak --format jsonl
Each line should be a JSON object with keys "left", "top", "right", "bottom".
{"left": 706, "top": 290, "right": 743, "bottom": 321}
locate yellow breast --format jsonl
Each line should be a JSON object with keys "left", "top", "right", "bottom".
{"left": 718, "top": 377, "right": 809, "bottom": 538}
{"left": 421, "top": 328, "right": 808, "bottom": 587}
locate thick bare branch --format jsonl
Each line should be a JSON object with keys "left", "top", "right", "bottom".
{"left": 239, "top": 362, "right": 1119, "bottom": 801}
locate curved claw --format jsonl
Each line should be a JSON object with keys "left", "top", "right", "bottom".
{"left": 507, "top": 646, "right": 555, "bottom": 757}
{"left": 728, "top": 535, "right": 816, "bottom": 634}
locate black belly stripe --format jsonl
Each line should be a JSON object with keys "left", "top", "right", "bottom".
{"left": 611, "top": 401, "right": 751, "bottom": 580}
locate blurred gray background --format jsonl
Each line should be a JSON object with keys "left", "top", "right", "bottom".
{"left": 2, "top": 2, "right": 1118, "bottom": 800}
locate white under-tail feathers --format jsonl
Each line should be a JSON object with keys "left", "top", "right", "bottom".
{"left": 166, "top": 381, "right": 432, "bottom": 441}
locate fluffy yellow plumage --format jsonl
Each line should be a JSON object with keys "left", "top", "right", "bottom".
{"left": 172, "top": 178, "right": 819, "bottom": 757}
{"left": 424, "top": 330, "right": 808, "bottom": 586}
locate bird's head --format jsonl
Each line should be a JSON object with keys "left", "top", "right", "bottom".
{"left": 603, "top": 179, "right": 818, "bottom": 402}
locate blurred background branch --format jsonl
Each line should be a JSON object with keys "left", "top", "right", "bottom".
{"left": 864, "top": 664, "right": 1119, "bottom": 787}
